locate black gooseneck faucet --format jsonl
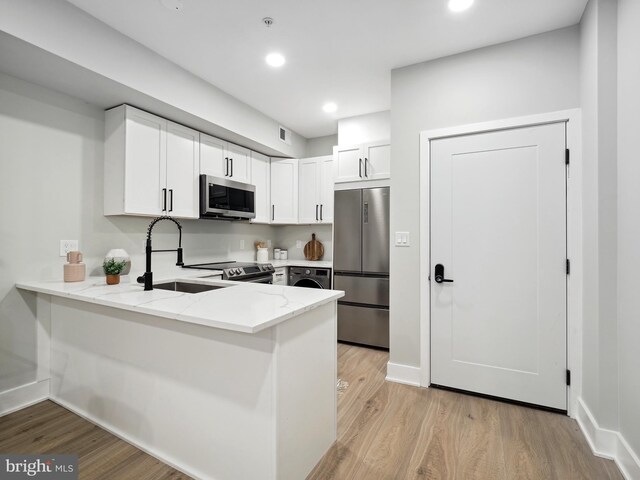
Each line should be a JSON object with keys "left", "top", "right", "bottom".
{"left": 137, "top": 216, "right": 184, "bottom": 291}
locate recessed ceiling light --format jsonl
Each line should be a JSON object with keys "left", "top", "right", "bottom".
{"left": 448, "top": 0, "right": 474, "bottom": 12}
{"left": 323, "top": 102, "right": 337, "bottom": 113}
{"left": 265, "top": 53, "right": 285, "bottom": 68}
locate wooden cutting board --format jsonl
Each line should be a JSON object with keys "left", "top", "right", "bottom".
{"left": 304, "top": 233, "right": 324, "bottom": 261}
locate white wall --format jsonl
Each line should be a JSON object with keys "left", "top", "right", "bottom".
{"left": 0, "top": 0, "right": 307, "bottom": 159}
{"left": 616, "top": 0, "right": 640, "bottom": 457}
{"left": 338, "top": 111, "right": 390, "bottom": 146}
{"left": 389, "top": 27, "right": 581, "bottom": 368}
{"left": 0, "top": 72, "right": 332, "bottom": 401}
{"left": 579, "top": 0, "right": 619, "bottom": 432}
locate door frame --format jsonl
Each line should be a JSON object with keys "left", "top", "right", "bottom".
{"left": 419, "top": 109, "right": 582, "bottom": 416}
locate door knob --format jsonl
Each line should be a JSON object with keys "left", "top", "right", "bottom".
{"left": 434, "top": 264, "right": 454, "bottom": 283}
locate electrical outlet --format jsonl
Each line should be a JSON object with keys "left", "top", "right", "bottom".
{"left": 267, "top": 239, "right": 272, "bottom": 248}
{"left": 240, "top": 239, "right": 245, "bottom": 250}
{"left": 59, "top": 240, "right": 79, "bottom": 256}
{"left": 296, "top": 240, "right": 303, "bottom": 249}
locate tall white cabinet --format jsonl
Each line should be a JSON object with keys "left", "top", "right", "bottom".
{"left": 251, "top": 151, "right": 271, "bottom": 224}
{"left": 270, "top": 159, "right": 299, "bottom": 224}
{"left": 298, "top": 155, "right": 333, "bottom": 224}
{"left": 200, "top": 133, "right": 251, "bottom": 183}
{"left": 104, "top": 105, "right": 199, "bottom": 219}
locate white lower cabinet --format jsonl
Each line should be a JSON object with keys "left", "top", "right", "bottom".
{"left": 104, "top": 105, "right": 199, "bottom": 218}
{"left": 270, "top": 159, "right": 299, "bottom": 224}
{"left": 299, "top": 155, "right": 333, "bottom": 224}
{"left": 251, "top": 151, "right": 271, "bottom": 224}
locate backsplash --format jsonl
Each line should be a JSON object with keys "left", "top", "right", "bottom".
{"left": 272, "top": 225, "right": 333, "bottom": 261}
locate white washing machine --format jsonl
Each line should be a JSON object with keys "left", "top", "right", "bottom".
{"left": 289, "top": 267, "right": 331, "bottom": 289}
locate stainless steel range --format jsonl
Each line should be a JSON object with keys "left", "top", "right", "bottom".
{"left": 182, "top": 261, "right": 274, "bottom": 283}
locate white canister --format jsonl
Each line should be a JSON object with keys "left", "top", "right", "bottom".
{"left": 273, "top": 248, "right": 281, "bottom": 260}
{"left": 280, "top": 249, "right": 288, "bottom": 260}
{"left": 257, "top": 247, "right": 268, "bottom": 263}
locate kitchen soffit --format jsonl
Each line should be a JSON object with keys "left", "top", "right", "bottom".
{"left": 65, "top": 0, "right": 588, "bottom": 138}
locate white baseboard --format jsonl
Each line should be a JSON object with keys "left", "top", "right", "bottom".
{"left": 576, "top": 397, "right": 640, "bottom": 480}
{"left": 385, "top": 362, "right": 422, "bottom": 387}
{"left": 0, "top": 379, "right": 50, "bottom": 416}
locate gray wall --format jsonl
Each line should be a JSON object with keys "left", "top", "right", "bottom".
{"left": 616, "top": 0, "right": 640, "bottom": 456}
{"left": 579, "top": 0, "right": 619, "bottom": 431}
{"left": 0, "top": 72, "right": 327, "bottom": 398}
{"left": 306, "top": 135, "right": 338, "bottom": 157}
{"left": 389, "top": 26, "right": 581, "bottom": 367}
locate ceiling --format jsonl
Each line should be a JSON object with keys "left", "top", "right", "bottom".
{"left": 65, "top": 0, "right": 588, "bottom": 139}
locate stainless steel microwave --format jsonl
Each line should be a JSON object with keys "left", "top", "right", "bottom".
{"left": 199, "top": 175, "right": 256, "bottom": 220}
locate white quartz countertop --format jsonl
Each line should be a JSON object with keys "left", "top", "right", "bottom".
{"left": 16, "top": 272, "right": 344, "bottom": 334}
{"left": 264, "top": 259, "right": 333, "bottom": 269}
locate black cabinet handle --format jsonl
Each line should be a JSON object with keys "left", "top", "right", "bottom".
{"left": 230, "top": 157, "right": 233, "bottom": 177}
{"left": 434, "top": 264, "right": 454, "bottom": 283}
{"left": 359, "top": 158, "right": 362, "bottom": 178}
{"left": 364, "top": 157, "right": 368, "bottom": 177}
{"left": 320, "top": 204, "right": 323, "bottom": 221}
{"left": 169, "top": 189, "right": 174, "bottom": 212}
{"left": 162, "top": 188, "right": 167, "bottom": 211}
{"left": 272, "top": 205, "right": 275, "bottom": 221}
{"left": 316, "top": 204, "right": 319, "bottom": 221}
{"left": 225, "top": 157, "right": 229, "bottom": 176}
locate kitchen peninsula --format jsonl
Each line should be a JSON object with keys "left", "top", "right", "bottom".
{"left": 17, "top": 275, "right": 343, "bottom": 480}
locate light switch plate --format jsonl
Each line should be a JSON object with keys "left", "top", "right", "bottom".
{"left": 60, "top": 240, "right": 79, "bottom": 256}
{"left": 395, "top": 232, "right": 410, "bottom": 247}
{"left": 296, "top": 240, "right": 303, "bottom": 249}
{"left": 240, "top": 239, "right": 245, "bottom": 250}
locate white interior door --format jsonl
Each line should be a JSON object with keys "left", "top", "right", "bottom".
{"left": 430, "top": 122, "right": 567, "bottom": 410}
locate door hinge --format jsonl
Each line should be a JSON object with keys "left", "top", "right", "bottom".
{"left": 566, "top": 369, "right": 571, "bottom": 386}
{"left": 565, "top": 148, "right": 570, "bottom": 166}
{"left": 566, "top": 259, "right": 570, "bottom": 275}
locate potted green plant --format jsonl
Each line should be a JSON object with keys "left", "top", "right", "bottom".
{"left": 103, "top": 258, "right": 127, "bottom": 285}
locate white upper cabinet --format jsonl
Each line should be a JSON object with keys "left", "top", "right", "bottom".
{"left": 251, "top": 151, "right": 271, "bottom": 224}
{"left": 166, "top": 122, "right": 200, "bottom": 218}
{"left": 320, "top": 155, "right": 334, "bottom": 223}
{"left": 333, "top": 141, "right": 390, "bottom": 183}
{"left": 226, "top": 143, "right": 251, "bottom": 183}
{"left": 200, "top": 133, "right": 251, "bottom": 183}
{"left": 334, "top": 145, "right": 362, "bottom": 183}
{"left": 104, "top": 105, "right": 199, "bottom": 219}
{"left": 270, "top": 159, "right": 298, "bottom": 224}
{"left": 364, "top": 143, "right": 390, "bottom": 180}
{"left": 298, "top": 158, "right": 321, "bottom": 223}
{"left": 298, "top": 155, "right": 333, "bottom": 224}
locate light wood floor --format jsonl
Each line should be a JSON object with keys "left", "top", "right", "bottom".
{"left": 308, "top": 343, "right": 623, "bottom": 480}
{"left": 0, "top": 401, "right": 188, "bottom": 479}
{"left": 0, "top": 345, "right": 623, "bottom": 480}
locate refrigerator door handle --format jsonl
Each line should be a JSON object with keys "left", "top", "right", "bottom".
{"left": 363, "top": 202, "right": 369, "bottom": 224}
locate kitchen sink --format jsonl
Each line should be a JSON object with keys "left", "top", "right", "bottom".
{"left": 153, "top": 281, "right": 229, "bottom": 294}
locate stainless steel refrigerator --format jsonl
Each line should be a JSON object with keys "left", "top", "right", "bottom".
{"left": 334, "top": 187, "right": 390, "bottom": 348}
